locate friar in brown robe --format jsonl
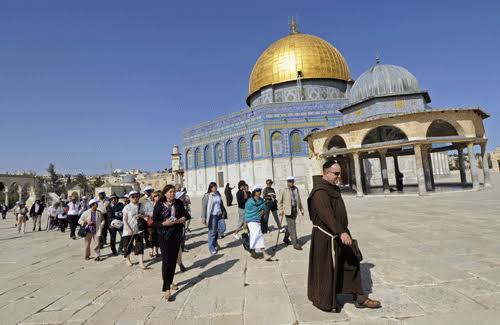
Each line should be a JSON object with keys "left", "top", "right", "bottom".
{"left": 307, "top": 160, "right": 381, "bottom": 312}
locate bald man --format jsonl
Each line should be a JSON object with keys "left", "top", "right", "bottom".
{"left": 307, "top": 160, "right": 380, "bottom": 312}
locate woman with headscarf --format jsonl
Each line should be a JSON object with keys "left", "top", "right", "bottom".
{"left": 153, "top": 184, "right": 189, "bottom": 301}
{"left": 224, "top": 183, "right": 234, "bottom": 206}
{"left": 78, "top": 198, "right": 105, "bottom": 261}
{"left": 201, "top": 182, "right": 227, "bottom": 255}
{"left": 245, "top": 185, "right": 273, "bottom": 261}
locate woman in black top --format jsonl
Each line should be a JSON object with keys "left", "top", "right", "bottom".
{"left": 153, "top": 184, "right": 190, "bottom": 301}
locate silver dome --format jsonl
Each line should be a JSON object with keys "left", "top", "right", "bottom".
{"left": 349, "top": 64, "right": 420, "bottom": 103}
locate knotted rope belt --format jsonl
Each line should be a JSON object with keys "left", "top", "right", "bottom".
{"left": 313, "top": 225, "right": 337, "bottom": 268}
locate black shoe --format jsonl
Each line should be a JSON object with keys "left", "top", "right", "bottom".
{"left": 283, "top": 238, "right": 291, "bottom": 245}
{"left": 112, "top": 252, "right": 118, "bottom": 256}
{"left": 293, "top": 245, "right": 303, "bottom": 250}
{"left": 95, "top": 256, "right": 101, "bottom": 262}
{"left": 38, "top": 228, "right": 42, "bottom": 231}
{"left": 179, "top": 264, "right": 187, "bottom": 272}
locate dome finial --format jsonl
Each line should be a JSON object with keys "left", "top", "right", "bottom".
{"left": 375, "top": 51, "right": 381, "bottom": 64}
{"left": 288, "top": 16, "right": 299, "bottom": 34}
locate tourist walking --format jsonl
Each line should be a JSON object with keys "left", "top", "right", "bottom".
{"left": 201, "top": 182, "right": 227, "bottom": 255}
{"left": 122, "top": 191, "right": 148, "bottom": 269}
{"left": 224, "top": 183, "right": 234, "bottom": 206}
{"left": 29, "top": 199, "right": 45, "bottom": 232}
{"left": 106, "top": 194, "right": 125, "bottom": 255}
{"left": 58, "top": 201, "right": 68, "bottom": 232}
{"left": 97, "top": 191, "right": 109, "bottom": 246}
{"left": 79, "top": 198, "right": 105, "bottom": 261}
{"left": 262, "top": 179, "right": 282, "bottom": 233}
{"left": 67, "top": 195, "right": 82, "bottom": 240}
{"left": 244, "top": 185, "right": 273, "bottom": 260}
{"left": 308, "top": 160, "right": 381, "bottom": 312}
{"left": 1, "top": 203, "right": 7, "bottom": 219}
{"left": 139, "top": 186, "right": 155, "bottom": 255}
{"left": 149, "top": 190, "right": 163, "bottom": 257}
{"left": 153, "top": 184, "right": 189, "bottom": 300}
{"left": 233, "top": 180, "right": 250, "bottom": 238}
{"left": 180, "top": 187, "right": 192, "bottom": 233}
{"left": 47, "top": 202, "right": 62, "bottom": 231}
{"left": 175, "top": 190, "right": 188, "bottom": 272}
{"left": 278, "top": 176, "right": 304, "bottom": 250}
{"left": 15, "top": 201, "right": 28, "bottom": 234}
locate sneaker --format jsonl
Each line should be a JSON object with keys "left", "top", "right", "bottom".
{"left": 279, "top": 228, "right": 286, "bottom": 233}
{"left": 293, "top": 245, "right": 303, "bottom": 250}
{"left": 210, "top": 250, "right": 217, "bottom": 255}
{"left": 283, "top": 238, "right": 291, "bottom": 245}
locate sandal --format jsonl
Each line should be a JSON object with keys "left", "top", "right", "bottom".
{"left": 163, "top": 290, "right": 172, "bottom": 301}
{"left": 355, "top": 298, "right": 381, "bottom": 309}
{"left": 170, "top": 284, "right": 178, "bottom": 291}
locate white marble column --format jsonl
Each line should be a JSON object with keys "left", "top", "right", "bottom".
{"left": 3, "top": 186, "right": 8, "bottom": 206}
{"left": 421, "top": 146, "right": 433, "bottom": 191}
{"left": 467, "top": 142, "right": 480, "bottom": 190}
{"left": 458, "top": 148, "right": 467, "bottom": 187}
{"left": 414, "top": 144, "right": 427, "bottom": 195}
{"left": 352, "top": 152, "right": 363, "bottom": 197}
{"left": 379, "top": 150, "right": 390, "bottom": 194}
{"left": 480, "top": 144, "right": 492, "bottom": 188}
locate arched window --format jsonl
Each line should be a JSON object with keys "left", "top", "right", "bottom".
{"left": 290, "top": 130, "right": 303, "bottom": 154}
{"left": 215, "top": 143, "right": 224, "bottom": 165}
{"left": 251, "top": 134, "right": 262, "bottom": 158}
{"left": 204, "top": 145, "right": 212, "bottom": 166}
{"left": 327, "top": 135, "right": 347, "bottom": 150}
{"left": 238, "top": 137, "right": 248, "bottom": 161}
{"left": 195, "top": 148, "right": 202, "bottom": 168}
{"left": 271, "top": 131, "right": 283, "bottom": 156}
{"left": 186, "top": 149, "right": 194, "bottom": 169}
{"left": 226, "top": 140, "right": 235, "bottom": 163}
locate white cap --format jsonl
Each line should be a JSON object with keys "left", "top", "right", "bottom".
{"left": 175, "top": 191, "right": 185, "bottom": 200}
{"left": 143, "top": 186, "right": 153, "bottom": 192}
{"left": 89, "top": 198, "right": 99, "bottom": 206}
{"left": 124, "top": 194, "right": 130, "bottom": 198}
{"left": 128, "top": 190, "right": 139, "bottom": 197}
{"left": 252, "top": 185, "right": 263, "bottom": 192}
{"left": 286, "top": 176, "right": 295, "bottom": 182}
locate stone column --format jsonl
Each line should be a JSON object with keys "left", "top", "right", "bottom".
{"left": 352, "top": 152, "right": 363, "bottom": 197}
{"left": 18, "top": 186, "right": 23, "bottom": 203}
{"left": 480, "top": 144, "right": 492, "bottom": 187}
{"left": 379, "top": 150, "right": 390, "bottom": 194}
{"left": 457, "top": 147, "right": 467, "bottom": 187}
{"left": 467, "top": 142, "right": 480, "bottom": 190}
{"left": 3, "top": 186, "right": 8, "bottom": 206}
{"left": 428, "top": 151, "right": 435, "bottom": 190}
{"left": 414, "top": 144, "right": 427, "bottom": 195}
{"left": 421, "top": 146, "right": 433, "bottom": 191}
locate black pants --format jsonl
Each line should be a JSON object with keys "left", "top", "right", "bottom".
{"left": 158, "top": 229, "right": 183, "bottom": 292}
{"left": 261, "top": 214, "right": 269, "bottom": 233}
{"left": 68, "top": 214, "right": 79, "bottom": 238}
{"left": 122, "top": 234, "right": 144, "bottom": 257}
{"left": 108, "top": 222, "right": 123, "bottom": 254}
{"left": 59, "top": 218, "right": 67, "bottom": 232}
{"left": 100, "top": 215, "right": 108, "bottom": 246}
{"left": 2, "top": 212, "right": 6, "bottom": 219}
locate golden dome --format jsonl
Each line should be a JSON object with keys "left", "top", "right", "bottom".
{"left": 248, "top": 32, "right": 351, "bottom": 98}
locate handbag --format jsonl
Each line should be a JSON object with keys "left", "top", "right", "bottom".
{"left": 78, "top": 226, "right": 87, "bottom": 238}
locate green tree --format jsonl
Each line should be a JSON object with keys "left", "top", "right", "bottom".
{"left": 73, "top": 173, "right": 90, "bottom": 194}
{"left": 46, "top": 163, "right": 64, "bottom": 195}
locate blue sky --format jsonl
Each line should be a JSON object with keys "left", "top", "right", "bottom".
{"left": 0, "top": 0, "right": 498, "bottom": 175}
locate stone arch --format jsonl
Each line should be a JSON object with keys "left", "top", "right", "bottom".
{"left": 204, "top": 145, "right": 212, "bottom": 167}
{"left": 194, "top": 148, "right": 202, "bottom": 169}
{"left": 362, "top": 125, "right": 408, "bottom": 146}
{"left": 185, "top": 149, "right": 194, "bottom": 170}
{"left": 214, "top": 143, "right": 224, "bottom": 165}
{"left": 426, "top": 119, "right": 461, "bottom": 137}
{"left": 225, "top": 140, "right": 235, "bottom": 163}
{"left": 271, "top": 131, "right": 284, "bottom": 156}
{"left": 289, "top": 129, "right": 304, "bottom": 154}
{"left": 325, "top": 135, "right": 347, "bottom": 150}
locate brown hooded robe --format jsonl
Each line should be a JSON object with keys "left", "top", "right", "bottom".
{"left": 307, "top": 178, "right": 364, "bottom": 311}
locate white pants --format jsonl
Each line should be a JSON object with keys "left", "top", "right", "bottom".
{"left": 248, "top": 222, "right": 265, "bottom": 250}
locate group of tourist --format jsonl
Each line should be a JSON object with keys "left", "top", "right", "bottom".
{"left": 3, "top": 164, "right": 382, "bottom": 311}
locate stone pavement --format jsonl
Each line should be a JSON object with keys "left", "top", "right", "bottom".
{"left": 1, "top": 175, "right": 500, "bottom": 325}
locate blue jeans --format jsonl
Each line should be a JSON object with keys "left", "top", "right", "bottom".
{"left": 208, "top": 214, "right": 226, "bottom": 253}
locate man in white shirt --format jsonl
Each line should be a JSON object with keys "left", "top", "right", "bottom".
{"left": 122, "top": 191, "right": 148, "bottom": 269}
{"left": 67, "top": 196, "right": 82, "bottom": 240}
{"left": 139, "top": 186, "right": 155, "bottom": 251}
